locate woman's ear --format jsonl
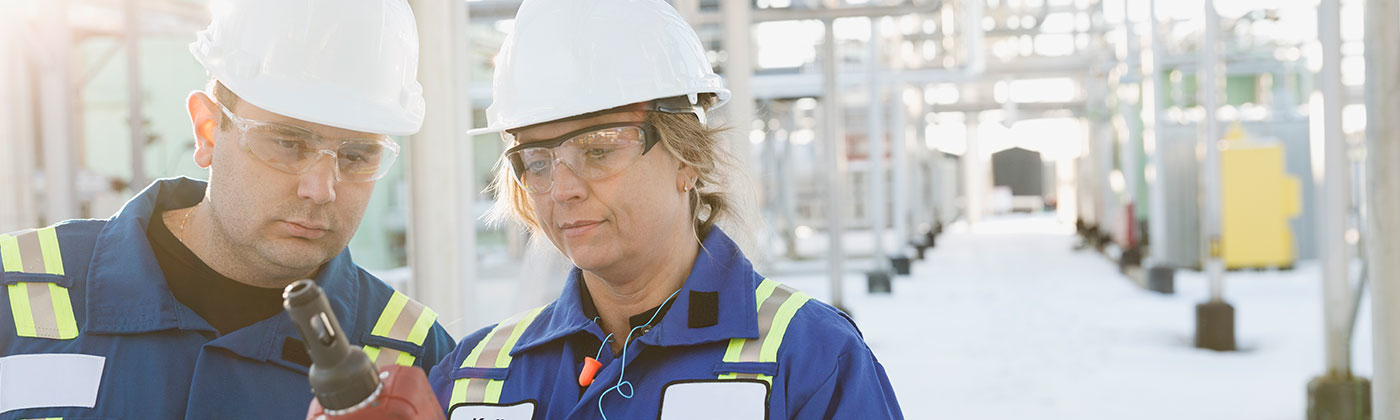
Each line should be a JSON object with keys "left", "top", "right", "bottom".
{"left": 186, "top": 91, "right": 220, "bottom": 169}
{"left": 676, "top": 164, "right": 699, "bottom": 192}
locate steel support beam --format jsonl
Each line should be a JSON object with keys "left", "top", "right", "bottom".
{"left": 407, "top": 0, "right": 473, "bottom": 338}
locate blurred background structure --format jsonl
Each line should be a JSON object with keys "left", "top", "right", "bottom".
{"left": 0, "top": 0, "right": 1394, "bottom": 418}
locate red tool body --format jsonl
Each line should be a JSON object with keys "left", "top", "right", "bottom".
{"left": 284, "top": 280, "right": 445, "bottom": 420}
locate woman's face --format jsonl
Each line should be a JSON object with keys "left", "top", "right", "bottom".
{"left": 511, "top": 108, "right": 695, "bottom": 277}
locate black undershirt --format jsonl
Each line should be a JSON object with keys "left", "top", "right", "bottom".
{"left": 574, "top": 280, "right": 676, "bottom": 398}
{"left": 147, "top": 202, "right": 286, "bottom": 335}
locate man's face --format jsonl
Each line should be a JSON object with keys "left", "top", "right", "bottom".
{"left": 194, "top": 93, "right": 383, "bottom": 279}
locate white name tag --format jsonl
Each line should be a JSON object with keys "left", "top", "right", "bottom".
{"left": 449, "top": 400, "right": 536, "bottom": 420}
{"left": 659, "top": 380, "right": 768, "bottom": 420}
{"left": 0, "top": 353, "right": 106, "bottom": 414}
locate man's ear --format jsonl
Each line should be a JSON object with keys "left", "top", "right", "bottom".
{"left": 186, "top": 91, "right": 220, "bottom": 169}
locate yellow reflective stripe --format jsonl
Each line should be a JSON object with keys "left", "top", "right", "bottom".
{"left": 37, "top": 227, "right": 63, "bottom": 275}
{"left": 759, "top": 291, "right": 810, "bottom": 363}
{"left": 363, "top": 345, "right": 382, "bottom": 362}
{"left": 48, "top": 283, "right": 78, "bottom": 339}
{"left": 460, "top": 324, "right": 502, "bottom": 369}
{"left": 450, "top": 306, "right": 546, "bottom": 405}
{"left": 483, "top": 378, "right": 506, "bottom": 404}
{"left": 719, "top": 281, "right": 810, "bottom": 382}
{"left": 494, "top": 307, "right": 543, "bottom": 369}
{"left": 723, "top": 279, "right": 780, "bottom": 363}
{"left": 753, "top": 279, "right": 779, "bottom": 311}
{"left": 0, "top": 234, "right": 20, "bottom": 272}
{"left": 371, "top": 292, "right": 409, "bottom": 337}
{"left": 8, "top": 283, "right": 35, "bottom": 337}
{"left": 394, "top": 351, "right": 417, "bottom": 367}
{"left": 449, "top": 378, "right": 471, "bottom": 405}
{"left": 405, "top": 306, "right": 437, "bottom": 346}
{"left": 720, "top": 336, "right": 746, "bottom": 363}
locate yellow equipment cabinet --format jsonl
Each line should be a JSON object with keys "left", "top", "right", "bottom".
{"left": 1219, "top": 126, "right": 1302, "bottom": 269}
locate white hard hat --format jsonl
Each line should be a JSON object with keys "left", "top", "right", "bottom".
{"left": 190, "top": 0, "right": 425, "bottom": 136}
{"left": 468, "top": 0, "right": 732, "bottom": 136}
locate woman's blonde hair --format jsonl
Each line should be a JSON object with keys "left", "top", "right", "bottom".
{"left": 485, "top": 95, "right": 756, "bottom": 246}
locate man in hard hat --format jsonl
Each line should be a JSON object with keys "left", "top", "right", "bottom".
{"left": 0, "top": 0, "right": 454, "bottom": 418}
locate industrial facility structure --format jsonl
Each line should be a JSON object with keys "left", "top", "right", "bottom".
{"left": 0, "top": 0, "right": 1395, "bottom": 418}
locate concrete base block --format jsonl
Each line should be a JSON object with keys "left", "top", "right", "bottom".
{"left": 867, "top": 270, "right": 892, "bottom": 294}
{"left": 1307, "top": 375, "right": 1371, "bottom": 420}
{"left": 1195, "top": 301, "right": 1237, "bottom": 351}
{"left": 891, "top": 255, "right": 912, "bottom": 275}
{"left": 1148, "top": 266, "right": 1175, "bottom": 294}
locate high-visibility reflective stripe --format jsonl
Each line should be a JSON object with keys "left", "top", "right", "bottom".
{"left": 364, "top": 345, "right": 417, "bottom": 368}
{"left": 49, "top": 284, "right": 78, "bottom": 339}
{"left": 450, "top": 306, "right": 545, "bottom": 405}
{"left": 0, "top": 233, "right": 22, "bottom": 272}
{"left": 37, "top": 227, "right": 65, "bottom": 276}
{"left": 3, "top": 228, "right": 78, "bottom": 340}
{"left": 718, "top": 280, "right": 810, "bottom": 384}
{"left": 493, "top": 307, "right": 543, "bottom": 369}
{"left": 7, "top": 283, "right": 34, "bottom": 337}
{"left": 26, "top": 282, "right": 58, "bottom": 338}
{"left": 370, "top": 291, "right": 437, "bottom": 345}
{"left": 404, "top": 306, "right": 437, "bottom": 345}
{"left": 363, "top": 291, "right": 437, "bottom": 367}
{"left": 759, "top": 291, "right": 809, "bottom": 363}
{"left": 370, "top": 292, "right": 410, "bottom": 337}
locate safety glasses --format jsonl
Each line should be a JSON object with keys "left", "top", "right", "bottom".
{"left": 216, "top": 101, "right": 400, "bottom": 183}
{"left": 503, "top": 121, "right": 661, "bottom": 195}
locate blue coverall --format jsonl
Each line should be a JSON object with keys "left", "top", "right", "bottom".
{"left": 429, "top": 227, "right": 903, "bottom": 419}
{"left": 0, "top": 178, "right": 454, "bottom": 419}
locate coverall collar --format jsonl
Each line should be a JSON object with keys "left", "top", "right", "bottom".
{"left": 510, "top": 227, "right": 761, "bottom": 356}
{"left": 84, "top": 177, "right": 365, "bottom": 371}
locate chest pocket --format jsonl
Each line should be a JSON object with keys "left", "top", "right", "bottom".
{"left": 447, "top": 306, "right": 545, "bottom": 406}
{"left": 2, "top": 227, "right": 79, "bottom": 340}
{"left": 361, "top": 291, "right": 439, "bottom": 368}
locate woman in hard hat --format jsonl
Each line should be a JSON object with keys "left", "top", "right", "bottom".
{"left": 428, "top": 0, "right": 903, "bottom": 418}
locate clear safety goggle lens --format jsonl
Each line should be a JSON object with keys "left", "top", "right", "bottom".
{"left": 219, "top": 102, "right": 400, "bottom": 183}
{"left": 504, "top": 124, "right": 652, "bottom": 194}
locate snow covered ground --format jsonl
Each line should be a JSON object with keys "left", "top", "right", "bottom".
{"left": 767, "top": 213, "right": 1373, "bottom": 420}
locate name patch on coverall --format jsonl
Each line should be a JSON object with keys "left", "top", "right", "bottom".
{"left": 659, "top": 380, "right": 768, "bottom": 420}
{"left": 0, "top": 353, "right": 106, "bottom": 413}
{"left": 449, "top": 400, "right": 535, "bottom": 420}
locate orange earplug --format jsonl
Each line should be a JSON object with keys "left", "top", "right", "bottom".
{"left": 579, "top": 356, "right": 602, "bottom": 386}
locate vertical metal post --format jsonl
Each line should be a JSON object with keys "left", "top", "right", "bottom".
{"left": 1199, "top": 0, "right": 1225, "bottom": 302}
{"left": 125, "top": 0, "right": 145, "bottom": 190}
{"left": 407, "top": 0, "right": 471, "bottom": 337}
{"left": 722, "top": 0, "right": 755, "bottom": 169}
{"left": 37, "top": 0, "right": 78, "bottom": 223}
{"left": 1318, "top": 0, "right": 1352, "bottom": 378}
{"left": 1365, "top": 0, "right": 1400, "bottom": 414}
{"left": 963, "top": 111, "right": 982, "bottom": 226}
{"left": 867, "top": 21, "right": 888, "bottom": 269}
{"left": 891, "top": 88, "right": 910, "bottom": 247}
{"left": 1193, "top": 0, "right": 1236, "bottom": 353}
{"left": 0, "top": 7, "right": 37, "bottom": 232}
{"left": 1146, "top": 0, "right": 1170, "bottom": 268}
{"left": 822, "top": 18, "right": 848, "bottom": 310}
{"left": 780, "top": 104, "right": 799, "bottom": 258}
{"left": 1119, "top": 0, "right": 1141, "bottom": 250}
